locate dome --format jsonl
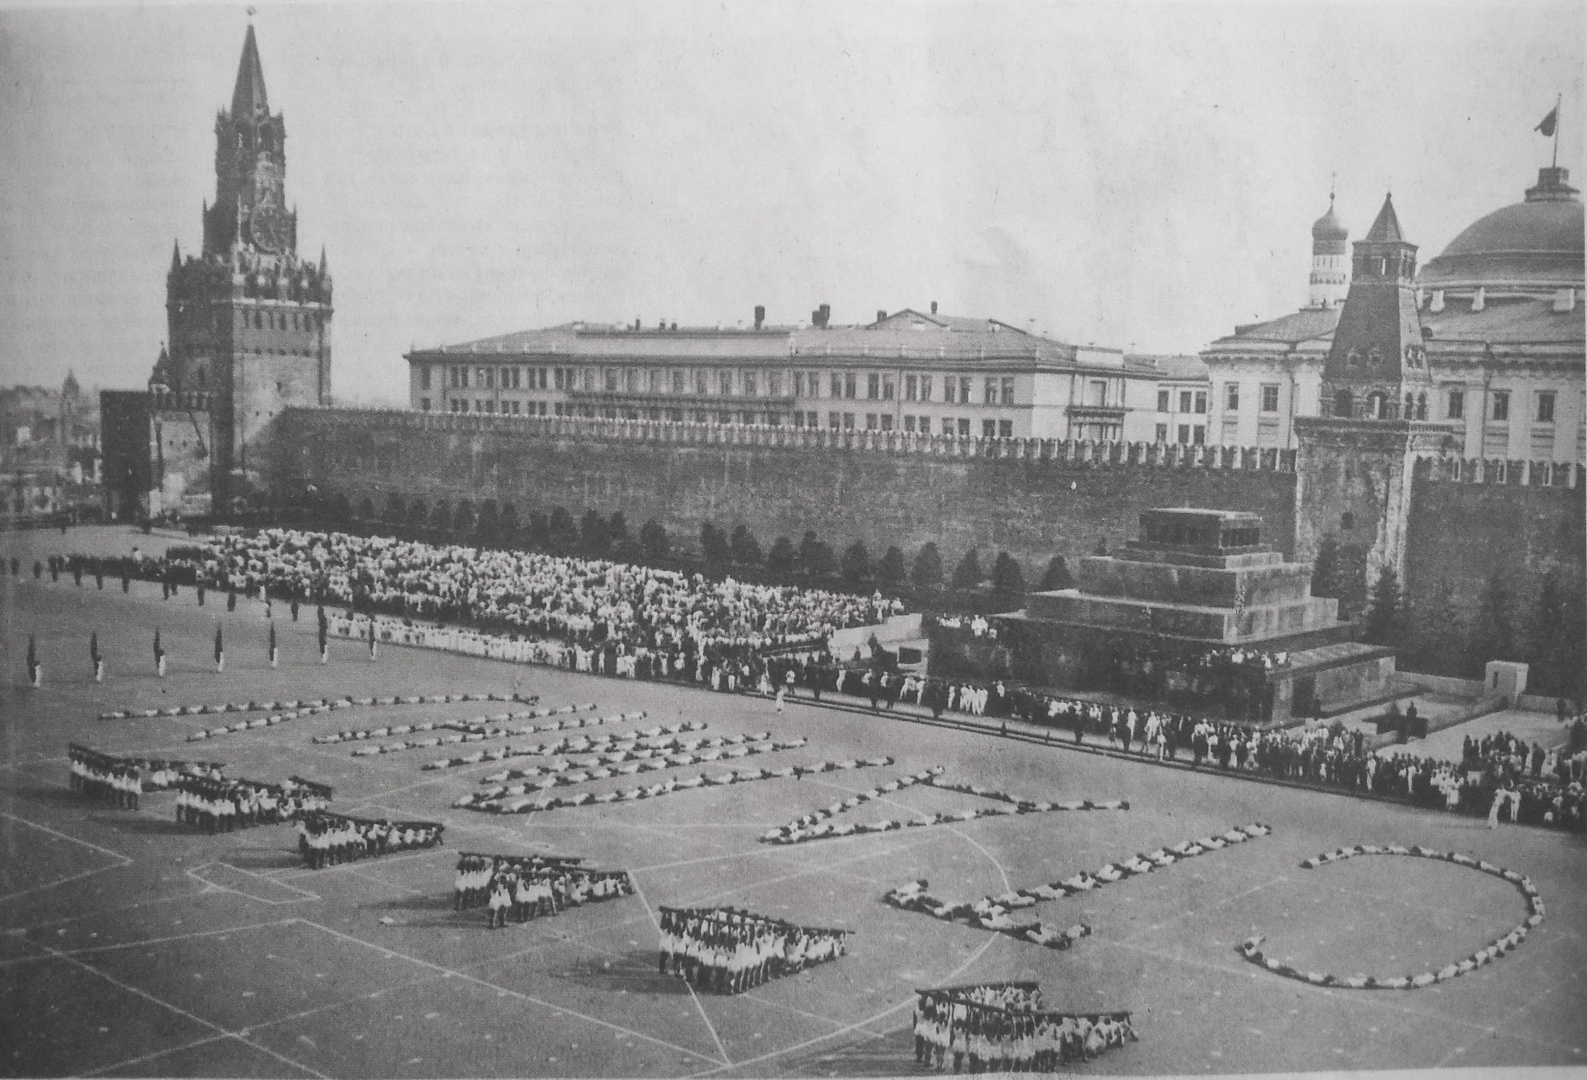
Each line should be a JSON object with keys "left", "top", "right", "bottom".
{"left": 1419, "top": 167, "right": 1584, "bottom": 289}
{"left": 1311, "top": 196, "right": 1348, "bottom": 244}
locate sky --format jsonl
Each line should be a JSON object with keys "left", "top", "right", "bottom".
{"left": 0, "top": 0, "right": 1581, "bottom": 405}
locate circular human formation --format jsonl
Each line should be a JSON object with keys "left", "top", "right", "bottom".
{"left": 1237, "top": 844, "right": 1546, "bottom": 989}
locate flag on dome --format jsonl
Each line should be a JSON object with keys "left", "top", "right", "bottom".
{"left": 1536, "top": 106, "right": 1558, "bottom": 137}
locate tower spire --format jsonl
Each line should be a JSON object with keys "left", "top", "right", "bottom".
{"left": 231, "top": 23, "right": 269, "bottom": 119}
{"left": 170, "top": 239, "right": 181, "bottom": 272}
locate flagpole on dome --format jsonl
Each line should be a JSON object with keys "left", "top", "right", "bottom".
{"left": 1553, "top": 93, "right": 1561, "bottom": 170}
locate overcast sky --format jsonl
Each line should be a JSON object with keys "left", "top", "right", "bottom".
{"left": 1, "top": 0, "right": 1581, "bottom": 404}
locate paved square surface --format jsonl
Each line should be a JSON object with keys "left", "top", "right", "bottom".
{"left": 2, "top": 528, "right": 1585, "bottom": 1077}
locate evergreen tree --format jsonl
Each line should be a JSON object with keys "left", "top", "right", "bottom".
{"left": 765, "top": 536, "right": 797, "bottom": 577}
{"left": 700, "top": 522, "right": 732, "bottom": 568}
{"left": 525, "top": 510, "right": 551, "bottom": 550}
{"left": 1409, "top": 577, "right": 1466, "bottom": 677}
{"left": 357, "top": 495, "right": 376, "bottom": 520}
{"left": 607, "top": 512, "right": 631, "bottom": 550}
{"left": 729, "top": 525, "right": 764, "bottom": 568}
{"left": 451, "top": 499, "right": 474, "bottom": 539}
{"left": 548, "top": 506, "right": 579, "bottom": 552}
{"left": 1526, "top": 571, "right": 1586, "bottom": 698}
{"left": 1361, "top": 566, "right": 1406, "bottom": 648}
{"left": 990, "top": 551, "right": 1026, "bottom": 596}
{"left": 1467, "top": 570, "right": 1517, "bottom": 668}
{"left": 383, "top": 492, "right": 406, "bottom": 525}
{"left": 797, "top": 531, "right": 835, "bottom": 577}
{"left": 429, "top": 499, "right": 450, "bottom": 533}
{"left": 877, "top": 546, "right": 907, "bottom": 588}
{"left": 1310, "top": 535, "right": 1342, "bottom": 598}
{"left": 639, "top": 519, "right": 670, "bottom": 562}
{"left": 911, "top": 542, "right": 944, "bottom": 588}
{"left": 580, "top": 509, "right": 611, "bottom": 557}
{"left": 841, "top": 541, "right": 872, "bottom": 585}
{"left": 951, "top": 548, "right": 984, "bottom": 590}
{"left": 1038, "top": 555, "right": 1075, "bottom": 591}
{"left": 406, "top": 497, "right": 428, "bottom": 530}
{"left": 498, "top": 503, "right": 519, "bottom": 548}
{"left": 476, "top": 500, "right": 501, "bottom": 546}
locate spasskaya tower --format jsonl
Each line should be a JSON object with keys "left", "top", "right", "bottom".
{"left": 158, "top": 22, "right": 332, "bottom": 505}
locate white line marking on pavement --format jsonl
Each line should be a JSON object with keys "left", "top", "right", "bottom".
{"left": 295, "top": 917, "right": 726, "bottom": 1067}
{"left": 0, "top": 918, "right": 298, "bottom": 968}
{"left": 625, "top": 872, "right": 732, "bottom": 1067}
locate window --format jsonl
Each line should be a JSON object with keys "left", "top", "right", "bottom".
{"left": 1180, "top": 391, "right": 1192, "bottom": 413}
{"left": 829, "top": 412, "right": 841, "bottom": 429}
{"left": 905, "top": 375, "right": 918, "bottom": 401}
{"left": 1224, "top": 383, "right": 1239, "bottom": 411}
{"left": 866, "top": 413, "right": 878, "bottom": 429}
{"left": 793, "top": 411, "right": 806, "bottom": 427}
{"left": 1193, "top": 425, "right": 1205, "bottom": 444}
{"left": 985, "top": 378, "right": 998, "bottom": 405}
{"left": 554, "top": 368, "right": 566, "bottom": 390}
{"left": 880, "top": 414, "right": 894, "bottom": 430}
{"left": 1155, "top": 422, "right": 1168, "bottom": 443}
{"left": 1333, "top": 389, "right": 1353, "bottom": 418}
{"left": 539, "top": 368, "right": 549, "bottom": 390}
{"left": 957, "top": 417, "right": 971, "bottom": 436}
{"left": 743, "top": 372, "right": 757, "bottom": 397}
{"left": 944, "top": 379, "right": 956, "bottom": 404}
{"left": 719, "top": 371, "right": 733, "bottom": 396}
{"left": 627, "top": 369, "right": 640, "bottom": 393}
{"left": 673, "top": 370, "right": 685, "bottom": 395}
{"left": 509, "top": 400, "right": 521, "bottom": 414}
{"left": 480, "top": 368, "right": 492, "bottom": 389}
{"left": 882, "top": 377, "right": 894, "bottom": 400}
{"left": 959, "top": 377, "right": 973, "bottom": 403}
{"left": 918, "top": 416, "right": 931, "bottom": 434}
{"left": 794, "top": 372, "right": 805, "bottom": 398}
{"left": 1158, "top": 389, "right": 1171, "bottom": 412}
{"left": 844, "top": 373, "right": 857, "bottom": 399}
{"left": 1000, "top": 419, "right": 1013, "bottom": 438}
{"left": 1001, "top": 378, "right": 1014, "bottom": 405}
{"left": 867, "top": 373, "right": 880, "bottom": 399}
{"left": 904, "top": 415, "right": 916, "bottom": 432}
{"left": 419, "top": 366, "right": 431, "bottom": 391}
{"left": 1177, "top": 424, "right": 1190, "bottom": 444}
{"left": 1261, "top": 384, "right": 1280, "bottom": 413}
{"left": 1194, "top": 391, "right": 1207, "bottom": 414}
{"left": 830, "top": 374, "right": 843, "bottom": 398}
{"left": 844, "top": 412, "right": 855, "bottom": 430}
{"left": 768, "top": 372, "right": 781, "bottom": 397}
{"left": 1088, "top": 380, "right": 1107, "bottom": 407}
{"left": 1447, "top": 389, "right": 1464, "bottom": 419}
{"left": 420, "top": 398, "right": 431, "bottom": 412}
{"left": 583, "top": 368, "right": 596, "bottom": 391}
{"left": 1492, "top": 390, "right": 1510, "bottom": 422}
{"left": 983, "top": 419, "right": 997, "bottom": 438}
{"left": 805, "top": 411, "right": 817, "bottom": 427}
{"left": 1537, "top": 391, "right": 1556, "bottom": 423}
{"left": 919, "top": 376, "right": 932, "bottom": 402}
{"left": 694, "top": 371, "right": 708, "bottom": 395}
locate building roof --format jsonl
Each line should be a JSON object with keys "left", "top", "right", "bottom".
{"left": 412, "top": 309, "right": 1138, "bottom": 372}
{"left": 1419, "top": 167, "right": 1584, "bottom": 289}
{"left": 1129, "top": 353, "right": 1208, "bottom": 380}
{"left": 1311, "top": 195, "right": 1348, "bottom": 243}
{"left": 1362, "top": 193, "right": 1407, "bottom": 244}
{"left": 1213, "top": 307, "right": 1342, "bottom": 349}
{"left": 1423, "top": 296, "right": 1585, "bottom": 344}
{"left": 230, "top": 24, "right": 269, "bottom": 119}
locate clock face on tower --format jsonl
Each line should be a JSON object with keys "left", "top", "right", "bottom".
{"left": 248, "top": 203, "right": 288, "bottom": 253}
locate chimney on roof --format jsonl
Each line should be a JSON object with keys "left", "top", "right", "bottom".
{"left": 671, "top": 322, "right": 677, "bottom": 331}
{"left": 812, "top": 303, "right": 831, "bottom": 329}
{"left": 930, "top": 301, "right": 938, "bottom": 315}
{"left": 659, "top": 319, "right": 666, "bottom": 329}
{"left": 877, "top": 309, "right": 887, "bottom": 324}
{"left": 754, "top": 305, "right": 765, "bottom": 330}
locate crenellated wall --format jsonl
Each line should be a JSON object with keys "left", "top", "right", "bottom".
{"left": 272, "top": 407, "right": 1301, "bottom": 568}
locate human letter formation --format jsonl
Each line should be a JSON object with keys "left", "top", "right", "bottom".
{"left": 297, "top": 811, "right": 444, "bottom": 868}
{"left": 68, "top": 744, "right": 226, "bottom": 809}
{"left": 657, "top": 906, "right": 850, "bottom": 994}
{"left": 454, "top": 853, "right": 635, "bottom": 928}
{"left": 912, "top": 983, "right": 1136, "bottom": 1072}
{"left": 174, "top": 775, "right": 333, "bottom": 832}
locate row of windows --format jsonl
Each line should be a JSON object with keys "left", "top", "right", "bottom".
{"left": 1158, "top": 389, "right": 1209, "bottom": 414}
{"left": 432, "top": 398, "right": 553, "bottom": 415}
{"left": 1452, "top": 389, "right": 1557, "bottom": 423}
{"left": 236, "top": 310, "right": 321, "bottom": 332}
{"left": 1154, "top": 423, "right": 1207, "bottom": 445}
{"left": 416, "top": 365, "right": 1018, "bottom": 404}
{"left": 415, "top": 399, "right": 1009, "bottom": 437}
{"left": 1218, "top": 384, "right": 1282, "bottom": 414}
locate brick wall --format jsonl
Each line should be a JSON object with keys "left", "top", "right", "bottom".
{"left": 273, "top": 408, "right": 1299, "bottom": 570}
